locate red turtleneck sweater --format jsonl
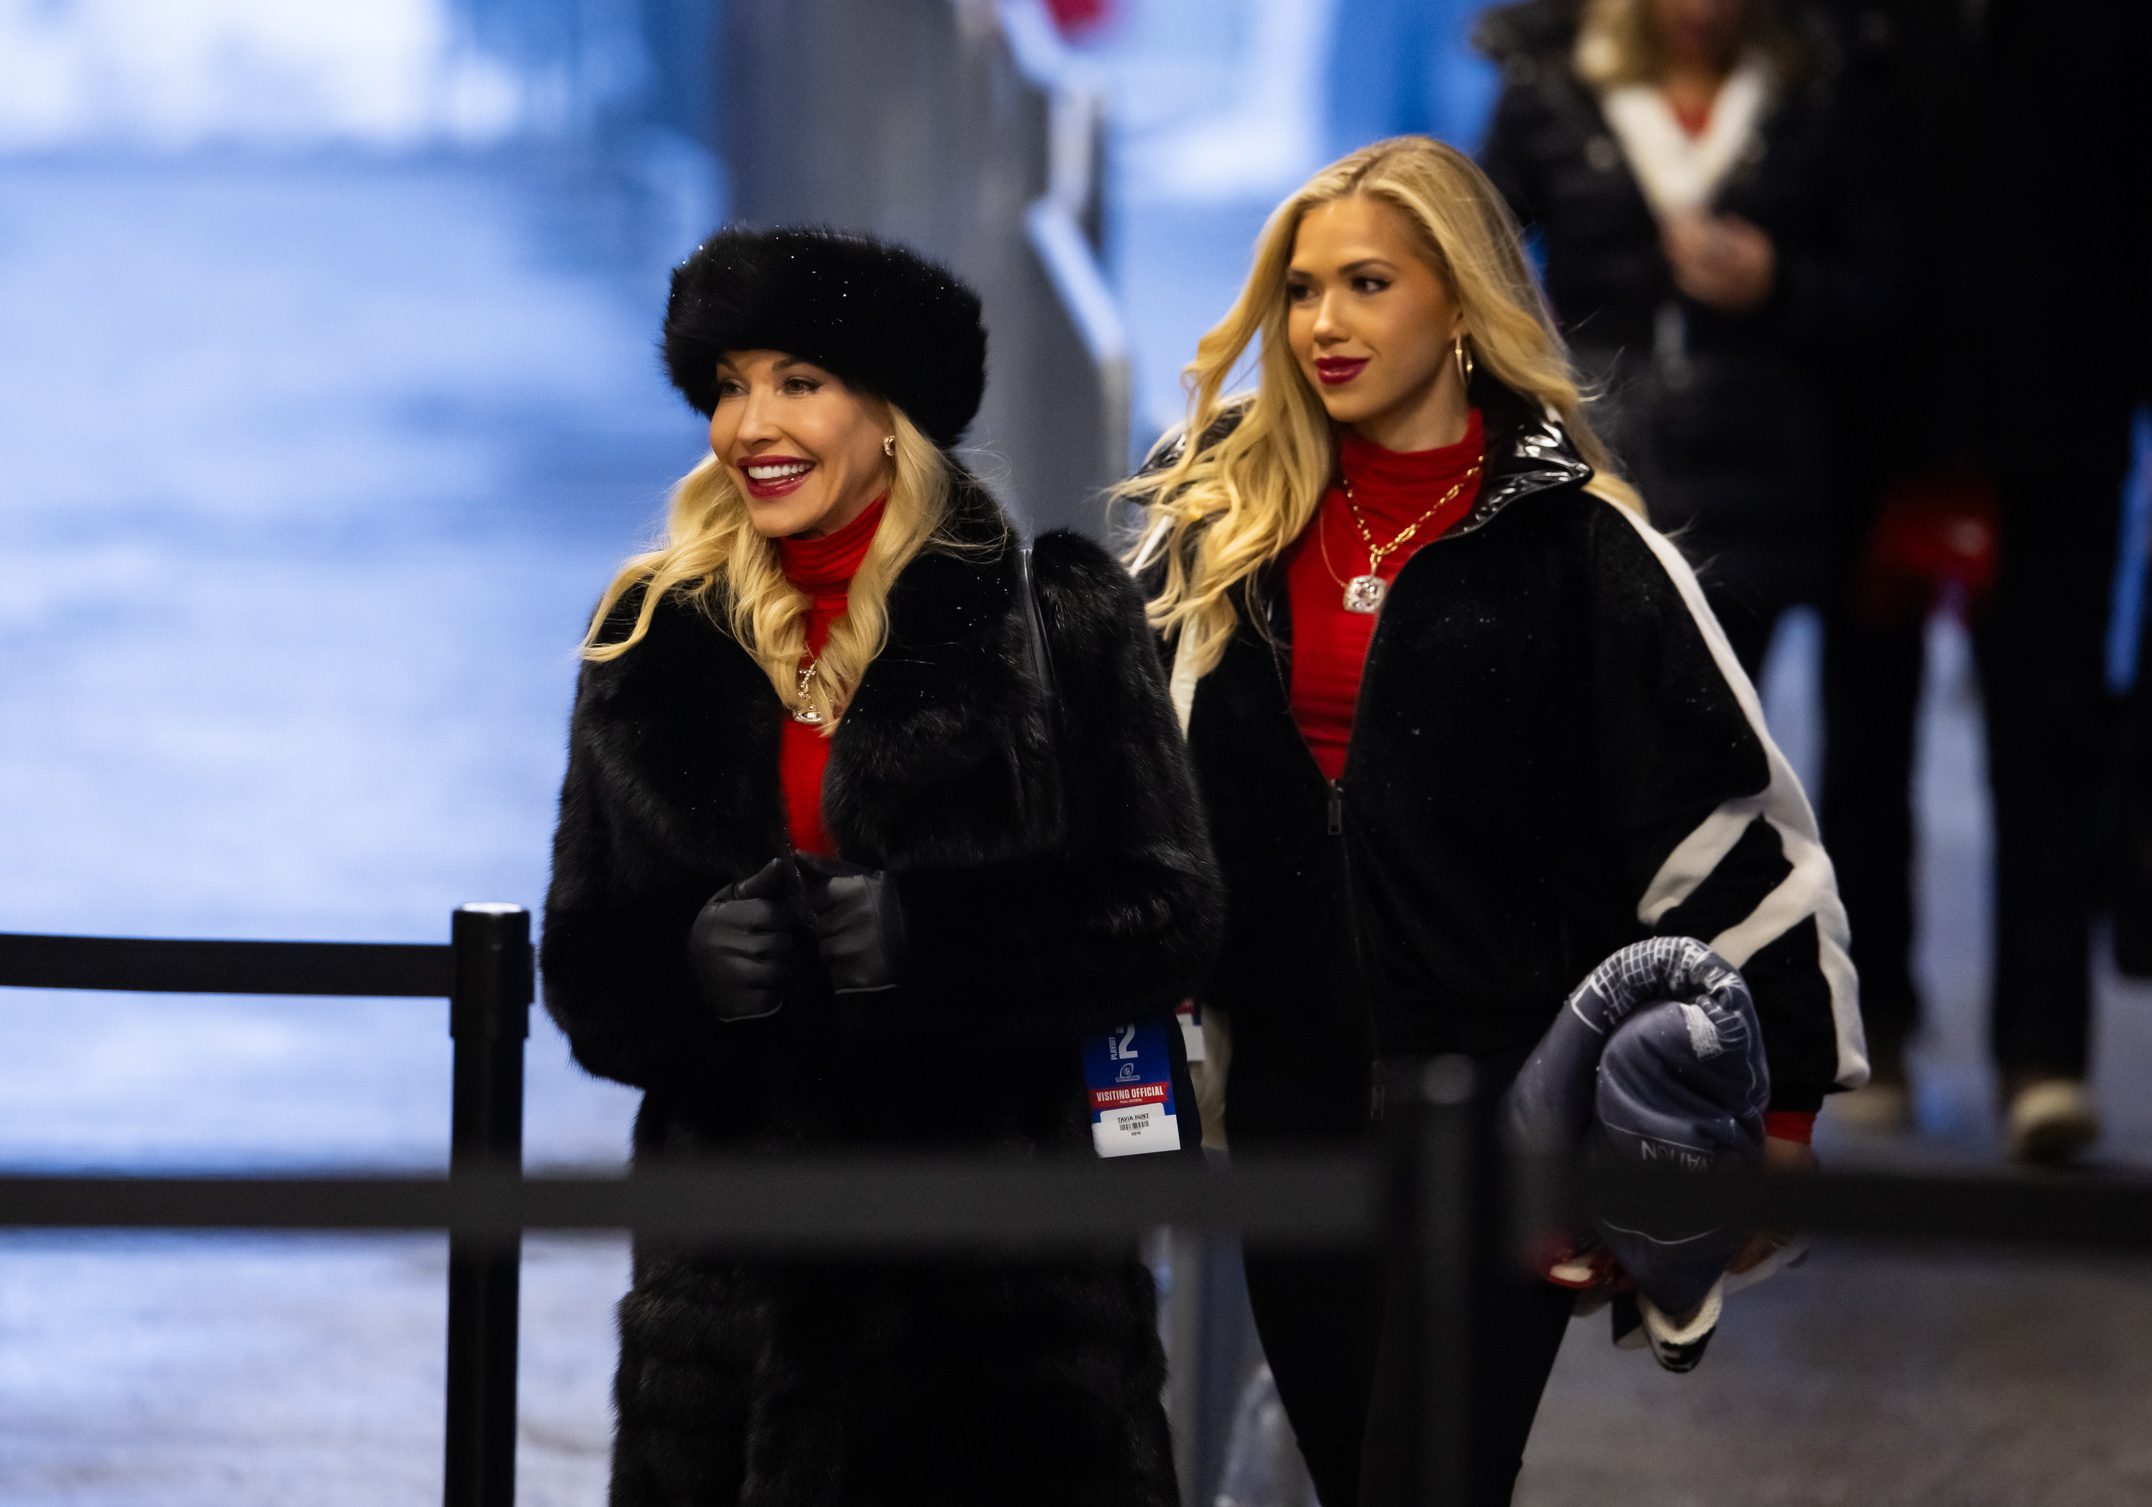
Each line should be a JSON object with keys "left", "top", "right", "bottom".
{"left": 774, "top": 495, "right": 886, "bottom": 855}
{"left": 1287, "top": 410, "right": 1485, "bottom": 782}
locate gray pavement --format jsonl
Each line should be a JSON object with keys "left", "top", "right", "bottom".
{"left": 3, "top": 148, "right": 2150, "bottom": 1506}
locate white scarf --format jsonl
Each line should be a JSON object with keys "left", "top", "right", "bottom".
{"left": 1593, "top": 52, "right": 1776, "bottom": 220}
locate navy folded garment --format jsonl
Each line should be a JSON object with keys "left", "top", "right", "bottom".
{"left": 1504, "top": 936, "right": 1769, "bottom": 1320}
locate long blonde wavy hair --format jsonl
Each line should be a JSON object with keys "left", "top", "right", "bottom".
{"left": 581, "top": 405, "right": 954, "bottom": 729}
{"left": 1124, "top": 134, "right": 1642, "bottom": 681}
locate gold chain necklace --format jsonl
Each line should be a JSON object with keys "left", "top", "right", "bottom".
{"left": 1337, "top": 459, "right": 1483, "bottom": 613}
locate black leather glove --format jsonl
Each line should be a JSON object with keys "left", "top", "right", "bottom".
{"left": 799, "top": 854, "right": 908, "bottom": 996}
{"left": 686, "top": 854, "right": 803, "bottom": 1022}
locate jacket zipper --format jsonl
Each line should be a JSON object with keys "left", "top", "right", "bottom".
{"left": 1265, "top": 597, "right": 1379, "bottom": 1118}
{"left": 1273, "top": 519, "right": 1492, "bottom": 1121}
{"left": 1258, "top": 448, "right": 1575, "bottom": 1121}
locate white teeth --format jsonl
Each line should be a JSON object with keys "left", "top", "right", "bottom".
{"left": 744, "top": 461, "right": 812, "bottom": 481}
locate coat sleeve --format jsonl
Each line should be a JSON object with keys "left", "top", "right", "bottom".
{"left": 885, "top": 530, "right": 1226, "bottom": 1043}
{"left": 539, "top": 670, "right": 735, "bottom": 1094}
{"left": 1583, "top": 503, "right": 1867, "bottom": 1111}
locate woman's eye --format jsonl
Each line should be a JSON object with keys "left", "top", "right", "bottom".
{"left": 1285, "top": 283, "right": 1314, "bottom": 304}
{"left": 712, "top": 379, "right": 744, "bottom": 399}
{"left": 1352, "top": 276, "right": 1389, "bottom": 295}
{"left": 782, "top": 376, "right": 820, "bottom": 395}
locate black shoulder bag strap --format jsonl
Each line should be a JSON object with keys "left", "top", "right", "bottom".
{"left": 1017, "top": 540, "right": 1201, "bottom": 1159}
{"left": 1016, "top": 544, "right": 1064, "bottom": 821}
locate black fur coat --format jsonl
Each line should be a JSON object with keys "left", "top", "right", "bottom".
{"left": 541, "top": 474, "right": 1221, "bottom": 1506}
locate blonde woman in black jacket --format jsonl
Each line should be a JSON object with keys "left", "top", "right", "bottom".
{"left": 1126, "top": 136, "right": 1865, "bottom": 1505}
{"left": 543, "top": 227, "right": 1220, "bottom": 1507}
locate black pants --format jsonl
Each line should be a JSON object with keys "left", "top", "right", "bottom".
{"left": 1821, "top": 465, "right": 2125, "bottom": 1076}
{"left": 1237, "top": 1068, "right": 1575, "bottom": 1507}
{"left": 1242, "top": 1236, "right": 1573, "bottom": 1507}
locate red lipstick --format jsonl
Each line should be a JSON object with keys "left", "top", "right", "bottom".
{"left": 1314, "top": 356, "right": 1368, "bottom": 386}
{"left": 739, "top": 454, "right": 815, "bottom": 500}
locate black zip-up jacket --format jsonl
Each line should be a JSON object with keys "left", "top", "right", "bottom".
{"left": 1134, "top": 389, "right": 1865, "bottom": 1140}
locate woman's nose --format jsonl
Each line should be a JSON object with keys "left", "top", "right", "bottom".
{"left": 733, "top": 385, "right": 780, "bottom": 445}
{"left": 1311, "top": 293, "right": 1346, "bottom": 343}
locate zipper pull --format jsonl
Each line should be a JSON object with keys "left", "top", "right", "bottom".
{"left": 1327, "top": 781, "right": 1344, "bottom": 837}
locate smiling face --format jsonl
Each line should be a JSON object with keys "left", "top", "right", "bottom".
{"left": 708, "top": 350, "right": 894, "bottom": 538}
{"left": 1284, "top": 195, "right": 1467, "bottom": 452}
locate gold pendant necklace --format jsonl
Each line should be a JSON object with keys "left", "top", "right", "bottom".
{"left": 1338, "top": 459, "right": 1482, "bottom": 614}
{"left": 792, "top": 659, "right": 825, "bottom": 725}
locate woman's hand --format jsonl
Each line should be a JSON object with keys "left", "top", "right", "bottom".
{"left": 1662, "top": 211, "right": 1777, "bottom": 313}
{"left": 686, "top": 855, "right": 803, "bottom": 1022}
{"left": 1726, "top": 1134, "right": 1817, "bottom": 1274}
{"left": 800, "top": 854, "right": 909, "bottom": 995}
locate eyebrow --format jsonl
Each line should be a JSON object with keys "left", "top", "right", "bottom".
{"left": 1286, "top": 257, "right": 1400, "bottom": 279}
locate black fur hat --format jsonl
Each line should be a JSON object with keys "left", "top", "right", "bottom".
{"left": 662, "top": 226, "right": 988, "bottom": 449}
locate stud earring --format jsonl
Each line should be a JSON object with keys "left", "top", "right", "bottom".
{"left": 882, "top": 434, "right": 896, "bottom": 458}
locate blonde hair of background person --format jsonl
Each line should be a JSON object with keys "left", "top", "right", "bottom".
{"left": 580, "top": 407, "right": 953, "bottom": 728}
{"left": 1572, "top": 0, "right": 1807, "bottom": 88}
{"left": 1124, "top": 134, "right": 1641, "bottom": 681}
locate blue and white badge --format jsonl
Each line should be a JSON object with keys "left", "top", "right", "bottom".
{"left": 1082, "top": 1019, "right": 1180, "bottom": 1157}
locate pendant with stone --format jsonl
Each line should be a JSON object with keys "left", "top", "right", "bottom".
{"left": 1344, "top": 574, "right": 1387, "bottom": 614}
{"left": 792, "top": 661, "right": 825, "bottom": 724}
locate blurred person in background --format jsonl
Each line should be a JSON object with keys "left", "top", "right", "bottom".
{"left": 1473, "top": 0, "right": 1899, "bottom": 678}
{"left": 1124, "top": 135, "right": 1864, "bottom": 1506}
{"left": 1816, "top": 0, "right": 2152, "bottom": 1162}
{"left": 541, "top": 226, "right": 1221, "bottom": 1505}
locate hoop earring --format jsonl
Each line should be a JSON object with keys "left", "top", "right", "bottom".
{"left": 882, "top": 434, "right": 896, "bottom": 459}
{"left": 1453, "top": 335, "right": 1475, "bottom": 393}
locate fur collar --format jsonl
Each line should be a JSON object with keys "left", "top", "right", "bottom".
{"left": 575, "top": 470, "right": 1044, "bottom": 878}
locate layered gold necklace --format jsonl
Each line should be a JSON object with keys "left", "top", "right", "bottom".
{"left": 1332, "top": 459, "right": 1483, "bottom": 614}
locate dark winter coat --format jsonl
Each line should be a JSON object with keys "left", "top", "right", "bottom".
{"left": 541, "top": 472, "right": 1222, "bottom": 1506}
{"left": 1134, "top": 389, "right": 1865, "bottom": 1151}
{"left": 1474, "top": 0, "right": 1902, "bottom": 604}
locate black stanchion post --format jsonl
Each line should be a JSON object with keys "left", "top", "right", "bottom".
{"left": 1388, "top": 1055, "right": 1484, "bottom": 1505}
{"left": 443, "top": 904, "right": 532, "bottom": 1507}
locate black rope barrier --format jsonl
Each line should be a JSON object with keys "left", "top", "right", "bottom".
{"left": 0, "top": 932, "right": 452, "bottom": 997}
{"left": 0, "top": 1156, "right": 1380, "bottom": 1250}
{"left": 3, "top": 1154, "right": 2148, "bottom": 1255}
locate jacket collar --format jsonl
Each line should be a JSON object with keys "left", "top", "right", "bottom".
{"left": 1249, "top": 390, "right": 1594, "bottom": 638}
{"left": 1442, "top": 385, "right": 1597, "bottom": 540}
{"left": 1136, "top": 385, "right": 1596, "bottom": 609}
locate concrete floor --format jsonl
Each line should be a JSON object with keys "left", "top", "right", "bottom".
{"left": 3, "top": 151, "right": 2150, "bottom": 1506}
